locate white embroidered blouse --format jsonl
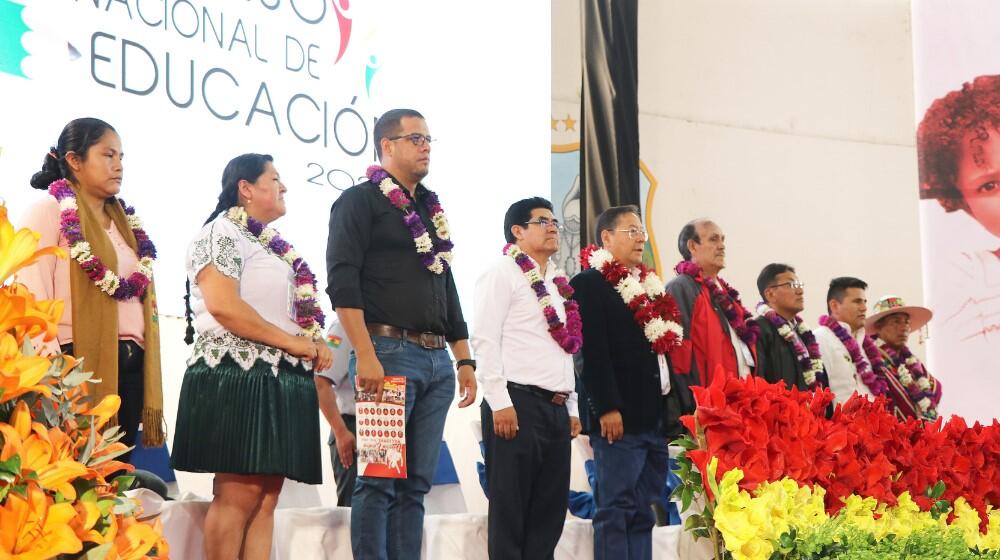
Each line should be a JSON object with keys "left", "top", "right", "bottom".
{"left": 186, "top": 215, "right": 302, "bottom": 372}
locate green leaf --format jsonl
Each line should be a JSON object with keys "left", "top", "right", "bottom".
{"left": 0, "top": 454, "right": 21, "bottom": 477}
{"left": 79, "top": 423, "right": 96, "bottom": 465}
{"left": 684, "top": 513, "right": 705, "bottom": 531}
{"left": 10, "top": 483, "right": 27, "bottom": 498}
{"left": 681, "top": 486, "right": 693, "bottom": 513}
{"left": 112, "top": 495, "right": 138, "bottom": 515}
{"left": 62, "top": 365, "right": 95, "bottom": 388}
{"left": 112, "top": 475, "right": 136, "bottom": 492}
{"left": 931, "top": 480, "right": 946, "bottom": 499}
{"left": 81, "top": 543, "right": 113, "bottom": 560}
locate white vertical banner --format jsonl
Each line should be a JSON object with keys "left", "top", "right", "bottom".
{"left": 913, "top": 0, "right": 1000, "bottom": 423}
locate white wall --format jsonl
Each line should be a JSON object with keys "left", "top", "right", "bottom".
{"left": 553, "top": 0, "right": 926, "bottom": 358}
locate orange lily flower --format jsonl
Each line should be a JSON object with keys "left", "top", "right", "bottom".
{"left": 0, "top": 205, "right": 65, "bottom": 286}
{"left": 0, "top": 483, "right": 83, "bottom": 559}
{"left": 0, "top": 333, "right": 52, "bottom": 403}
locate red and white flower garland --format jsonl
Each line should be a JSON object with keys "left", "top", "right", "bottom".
{"left": 582, "top": 245, "right": 683, "bottom": 354}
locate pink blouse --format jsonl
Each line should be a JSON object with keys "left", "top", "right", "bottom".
{"left": 17, "top": 196, "right": 146, "bottom": 354}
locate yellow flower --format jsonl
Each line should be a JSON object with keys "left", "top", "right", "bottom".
{"left": 712, "top": 465, "right": 776, "bottom": 560}
{"left": 839, "top": 494, "right": 879, "bottom": 534}
{"left": 0, "top": 205, "right": 65, "bottom": 286}
{"left": 0, "top": 483, "right": 83, "bottom": 559}
{"left": 951, "top": 497, "right": 986, "bottom": 549}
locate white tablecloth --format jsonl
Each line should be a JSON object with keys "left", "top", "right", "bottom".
{"left": 152, "top": 494, "right": 683, "bottom": 559}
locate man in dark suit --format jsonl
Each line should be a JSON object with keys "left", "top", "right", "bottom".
{"left": 755, "top": 263, "right": 806, "bottom": 389}
{"left": 571, "top": 205, "right": 671, "bottom": 560}
{"left": 753, "top": 263, "right": 814, "bottom": 390}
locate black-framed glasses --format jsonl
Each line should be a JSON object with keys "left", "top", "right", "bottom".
{"left": 523, "top": 218, "right": 564, "bottom": 231}
{"left": 769, "top": 280, "right": 805, "bottom": 290}
{"left": 614, "top": 227, "right": 647, "bottom": 240}
{"left": 388, "top": 133, "right": 433, "bottom": 146}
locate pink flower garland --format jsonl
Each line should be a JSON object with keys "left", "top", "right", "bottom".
{"left": 48, "top": 178, "right": 156, "bottom": 301}
{"left": 503, "top": 243, "right": 582, "bottom": 353}
{"left": 818, "top": 315, "right": 890, "bottom": 396}
{"left": 226, "top": 207, "right": 326, "bottom": 339}
{"left": 367, "top": 165, "right": 453, "bottom": 275}
{"left": 756, "top": 303, "right": 826, "bottom": 389}
{"left": 875, "top": 339, "right": 942, "bottom": 419}
{"left": 674, "top": 260, "right": 759, "bottom": 347}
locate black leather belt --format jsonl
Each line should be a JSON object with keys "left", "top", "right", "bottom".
{"left": 508, "top": 381, "right": 569, "bottom": 406}
{"left": 366, "top": 323, "right": 446, "bottom": 350}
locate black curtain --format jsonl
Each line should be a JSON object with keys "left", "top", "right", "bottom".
{"left": 579, "top": 0, "right": 640, "bottom": 247}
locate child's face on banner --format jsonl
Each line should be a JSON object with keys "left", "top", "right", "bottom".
{"left": 957, "top": 129, "right": 1000, "bottom": 238}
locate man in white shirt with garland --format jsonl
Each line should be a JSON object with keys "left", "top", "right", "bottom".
{"left": 472, "top": 197, "right": 583, "bottom": 560}
{"left": 813, "top": 276, "right": 879, "bottom": 403}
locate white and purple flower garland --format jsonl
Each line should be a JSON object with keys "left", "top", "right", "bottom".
{"left": 367, "top": 165, "right": 453, "bottom": 275}
{"left": 582, "top": 245, "right": 683, "bottom": 354}
{"left": 48, "top": 178, "right": 156, "bottom": 301}
{"left": 225, "top": 206, "right": 325, "bottom": 339}
{"left": 755, "top": 303, "right": 825, "bottom": 389}
{"left": 503, "top": 243, "right": 582, "bottom": 353}
{"left": 675, "top": 260, "right": 759, "bottom": 347}
{"left": 818, "top": 315, "right": 890, "bottom": 396}
{"left": 874, "top": 338, "right": 941, "bottom": 419}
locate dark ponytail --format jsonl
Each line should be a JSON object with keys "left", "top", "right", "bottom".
{"left": 30, "top": 117, "right": 116, "bottom": 190}
{"left": 184, "top": 153, "right": 275, "bottom": 344}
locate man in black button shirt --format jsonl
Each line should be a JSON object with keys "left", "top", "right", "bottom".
{"left": 326, "top": 108, "right": 477, "bottom": 560}
{"left": 571, "top": 206, "right": 671, "bottom": 560}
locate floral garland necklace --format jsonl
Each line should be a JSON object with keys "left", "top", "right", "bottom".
{"left": 818, "top": 315, "right": 889, "bottom": 396}
{"left": 503, "top": 243, "right": 582, "bottom": 353}
{"left": 755, "top": 303, "right": 825, "bottom": 389}
{"left": 48, "top": 179, "right": 156, "bottom": 300}
{"left": 581, "top": 245, "right": 683, "bottom": 354}
{"left": 367, "top": 165, "right": 453, "bottom": 275}
{"left": 874, "top": 338, "right": 940, "bottom": 419}
{"left": 674, "top": 260, "right": 759, "bottom": 347}
{"left": 225, "top": 207, "right": 326, "bottom": 339}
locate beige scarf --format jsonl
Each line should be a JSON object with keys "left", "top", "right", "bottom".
{"left": 69, "top": 190, "right": 164, "bottom": 447}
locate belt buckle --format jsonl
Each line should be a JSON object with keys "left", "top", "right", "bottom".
{"left": 418, "top": 332, "right": 439, "bottom": 349}
{"left": 551, "top": 393, "right": 567, "bottom": 406}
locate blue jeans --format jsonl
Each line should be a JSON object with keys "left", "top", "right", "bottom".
{"left": 348, "top": 336, "right": 456, "bottom": 560}
{"left": 591, "top": 432, "right": 669, "bottom": 560}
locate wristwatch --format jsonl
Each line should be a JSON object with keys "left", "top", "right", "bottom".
{"left": 456, "top": 358, "right": 477, "bottom": 371}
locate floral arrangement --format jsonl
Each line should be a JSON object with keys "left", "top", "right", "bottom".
{"left": 503, "top": 243, "right": 581, "bottom": 353}
{"left": 225, "top": 206, "right": 325, "bottom": 340}
{"left": 675, "top": 368, "right": 1000, "bottom": 559}
{"left": 48, "top": 179, "right": 156, "bottom": 301}
{"left": 367, "top": 165, "right": 453, "bottom": 275}
{"left": 0, "top": 205, "right": 168, "bottom": 559}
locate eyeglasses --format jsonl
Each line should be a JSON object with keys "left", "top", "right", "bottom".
{"left": 388, "top": 133, "right": 433, "bottom": 146}
{"left": 523, "top": 218, "right": 564, "bottom": 231}
{"left": 769, "top": 281, "right": 805, "bottom": 290}
{"left": 614, "top": 227, "right": 647, "bottom": 240}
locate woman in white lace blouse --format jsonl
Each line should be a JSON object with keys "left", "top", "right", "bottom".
{"left": 171, "top": 153, "right": 332, "bottom": 560}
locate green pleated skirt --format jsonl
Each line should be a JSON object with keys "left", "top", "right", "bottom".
{"left": 170, "top": 355, "right": 322, "bottom": 484}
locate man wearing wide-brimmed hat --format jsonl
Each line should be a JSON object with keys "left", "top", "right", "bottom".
{"left": 865, "top": 296, "right": 943, "bottom": 420}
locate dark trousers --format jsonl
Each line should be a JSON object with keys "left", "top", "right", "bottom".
{"left": 62, "top": 340, "right": 144, "bottom": 463}
{"left": 591, "top": 432, "right": 669, "bottom": 560}
{"left": 482, "top": 387, "right": 571, "bottom": 560}
{"left": 328, "top": 413, "right": 357, "bottom": 507}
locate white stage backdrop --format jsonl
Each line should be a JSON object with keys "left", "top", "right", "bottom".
{"left": 912, "top": 0, "right": 1000, "bottom": 424}
{"left": 0, "top": 0, "right": 551, "bottom": 325}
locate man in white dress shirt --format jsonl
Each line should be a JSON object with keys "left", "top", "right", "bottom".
{"left": 472, "top": 197, "right": 582, "bottom": 560}
{"left": 813, "top": 277, "right": 875, "bottom": 403}
{"left": 315, "top": 318, "right": 358, "bottom": 506}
